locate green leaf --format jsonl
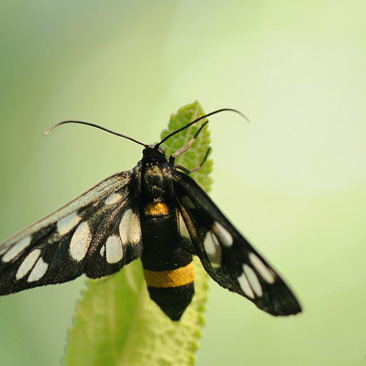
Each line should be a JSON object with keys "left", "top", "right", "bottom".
{"left": 161, "top": 101, "right": 213, "bottom": 192}
{"left": 64, "top": 101, "right": 211, "bottom": 366}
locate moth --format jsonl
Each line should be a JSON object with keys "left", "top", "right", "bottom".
{"left": 0, "top": 109, "right": 301, "bottom": 321}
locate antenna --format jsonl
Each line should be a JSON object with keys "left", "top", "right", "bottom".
{"left": 44, "top": 120, "right": 148, "bottom": 148}
{"left": 156, "top": 108, "right": 248, "bottom": 147}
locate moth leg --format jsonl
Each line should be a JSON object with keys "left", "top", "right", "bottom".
{"left": 174, "top": 148, "right": 211, "bottom": 175}
{"left": 169, "top": 122, "right": 209, "bottom": 164}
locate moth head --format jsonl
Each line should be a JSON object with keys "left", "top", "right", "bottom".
{"left": 141, "top": 145, "right": 167, "bottom": 163}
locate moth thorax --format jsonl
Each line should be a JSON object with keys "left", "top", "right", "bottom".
{"left": 142, "top": 163, "right": 169, "bottom": 200}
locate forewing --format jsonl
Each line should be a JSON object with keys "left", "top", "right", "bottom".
{"left": 0, "top": 171, "right": 143, "bottom": 295}
{"left": 173, "top": 171, "right": 301, "bottom": 316}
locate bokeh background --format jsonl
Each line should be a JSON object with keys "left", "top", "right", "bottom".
{"left": 1, "top": 1, "right": 365, "bottom": 365}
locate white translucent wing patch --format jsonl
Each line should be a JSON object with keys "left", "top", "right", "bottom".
{"left": 57, "top": 213, "right": 82, "bottom": 236}
{"left": 119, "top": 209, "right": 142, "bottom": 245}
{"left": 178, "top": 212, "right": 190, "bottom": 240}
{"left": 104, "top": 192, "right": 124, "bottom": 205}
{"left": 15, "top": 249, "right": 41, "bottom": 280}
{"left": 69, "top": 222, "right": 92, "bottom": 262}
{"left": 177, "top": 212, "right": 194, "bottom": 253}
{"left": 202, "top": 222, "right": 232, "bottom": 269}
{"left": 243, "top": 264, "right": 263, "bottom": 297}
{"left": 203, "top": 231, "right": 222, "bottom": 268}
{"left": 105, "top": 235, "right": 123, "bottom": 264}
{"left": 28, "top": 257, "right": 49, "bottom": 283}
{"left": 2, "top": 237, "right": 32, "bottom": 263}
{"left": 212, "top": 221, "right": 233, "bottom": 247}
{"left": 237, "top": 272, "right": 255, "bottom": 299}
{"left": 249, "top": 252, "right": 275, "bottom": 284}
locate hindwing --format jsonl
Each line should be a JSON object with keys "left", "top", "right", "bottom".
{"left": 173, "top": 171, "right": 301, "bottom": 316}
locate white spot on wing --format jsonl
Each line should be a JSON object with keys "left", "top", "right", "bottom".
{"left": 119, "top": 209, "right": 141, "bottom": 245}
{"left": 212, "top": 222, "right": 233, "bottom": 247}
{"left": 204, "top": 231, "right": 222, "bottom": 268}
{"left": 249, "top": 253, "right": 275, "bottom": 284}
{"left": 2, "top": 236, "right": 32, "bottom": 263}
{"left": 100, "top": 245, "right": 106, "bottom": 257}
{"left": 28, "top": 257, "right": 49, "bottom": 282}
{"left": 178, "top": 213, "right": 190, "bottom": 239}
{"left": 237, "top": 273, "right": 255, "bottom": 299}
{"left": 106, "top": 235, "right": 123, "bottom": 264}
{"left": 16, "top": 249, "right": 41, "bottom": 280}
{"left": 104, "top": 192, "right": 123, "bottom": 205}
{"left": 243, "top": 264, "right": 263, "bottom": 297}
{"left": 57, "top": 212, "right": 82, "bottom": 236}
{"left": 69, "top": 222, "right": 92, "bottom": 262}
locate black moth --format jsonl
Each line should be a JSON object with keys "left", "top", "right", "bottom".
{"left": 0, "top": 109, "right": 301, "bottom": 321}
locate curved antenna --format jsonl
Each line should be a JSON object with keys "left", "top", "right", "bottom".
{"left": 44, "top": 120, "right": 148, "bottom": 148}
{"left": 156, "top": 108, "right": 248, "bottom": 148}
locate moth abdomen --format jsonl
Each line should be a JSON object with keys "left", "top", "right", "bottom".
{"left": 143, "top": 263, "right": 195, "bottom": 321}
{"left": 141, "top": 200, "right": 195, "bottom": 320}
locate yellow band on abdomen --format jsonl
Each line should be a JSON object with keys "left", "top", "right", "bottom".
{"left": 144, "top": 202, "right": 169, "bottom": 216}
{"left": 144, "top": 262, "right": 195, "bottom": 288}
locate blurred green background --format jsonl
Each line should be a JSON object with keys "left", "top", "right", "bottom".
{"left": 0, "top": 1, "right": 365, "bottom": 365}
